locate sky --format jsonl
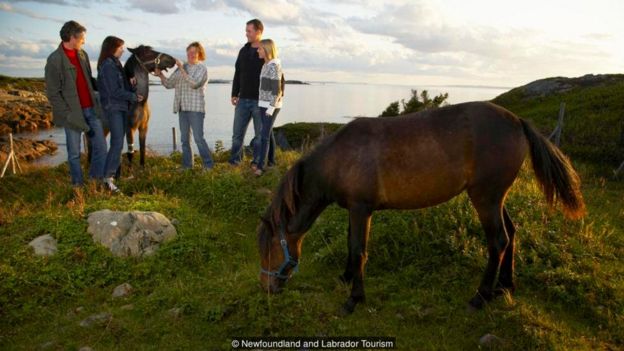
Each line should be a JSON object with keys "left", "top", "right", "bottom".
{"left": 0, "top": 0, "right": 623, "bottom": 87}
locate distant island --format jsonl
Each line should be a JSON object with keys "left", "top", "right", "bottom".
{"left": 148, "top": 79, "right": 311, "bottom": 85}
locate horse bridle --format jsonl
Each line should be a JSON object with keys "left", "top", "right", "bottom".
{"left": 260, "top": 223, "right": 299, "bottom": 281}
{"left": 134, "top": 52, "right": 163, "bottom": 73}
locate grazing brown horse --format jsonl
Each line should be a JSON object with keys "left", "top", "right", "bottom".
{"left": 258, "top": 101, "right": 585, "bottom": 314}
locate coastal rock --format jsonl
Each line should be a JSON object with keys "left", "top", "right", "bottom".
{"left": 0, "top": 83, "right": 57, "bottom": 162}
{"left": 79, "top": 312, "right": 112, "bottom": 327}
{"left": 112, "top": 283, "right": 133, "bottom": 298}
{"left": 87, "top": 210, "right": 177, "bottom": 257}
{"left": 28, "top": 234, "right": 57, "bottom": 256}
{"left": 0, "top": 137, "right": 58, "bottom": 162}
{"left": 479, "top": 333, "right": 504, "bottom": 347}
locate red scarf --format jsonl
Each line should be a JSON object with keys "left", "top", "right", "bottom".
{"left": 62, "top": 45, "right": 93, "bottom": 108}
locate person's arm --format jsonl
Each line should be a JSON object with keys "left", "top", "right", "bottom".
{"left": 231, "top": 50, "right": 241, "bottom": 103}
{"left": 101, "top": 63, "right": 137, "bottom": 103}
{"left": 158, "top": 68, "right": 180, "bottom": 89}
{"left": 178, "top": 63, "right": 208, "bottom": 89}
{"left": 265, "top": 63, "right": 282, "bottom": 116}
{"left": 44, "top": 57, "right": 71, "bottom": 118}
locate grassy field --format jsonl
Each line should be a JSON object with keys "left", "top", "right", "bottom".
{"left": 0, "top": 75, "right": 45, "bottom": 92}
{"left": 0, "top": 147, "right": 622, "bottom": 350}
{"left": 492, "top": 76, "right": 624, "bottom": 165}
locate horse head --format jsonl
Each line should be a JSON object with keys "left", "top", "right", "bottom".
{"left": 128, "top": 45, "right": 176, "bottom": 73}
{"left": 258, "top": 163, "right": 305, "bottom": 294}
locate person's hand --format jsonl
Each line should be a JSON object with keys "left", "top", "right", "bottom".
{"left": 137, "top": 94, "right": 144, "bottom": 102}
{"left": 175, "top": 59, "right": 184, "bottom": 69}
{"left": 231, "top": 97, "right": 239, "bottom": 106}
{"left": 130, "top": 77, "right": 137, "bottom": 86}
{"left": 153, "top": 67, "right": 161, "bottom": 77}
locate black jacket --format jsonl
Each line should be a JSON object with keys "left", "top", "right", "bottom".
{"left": 231, "top": 42, "right": 264, "bottom": 100}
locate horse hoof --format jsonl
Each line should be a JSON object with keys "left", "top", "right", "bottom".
{"left": 340, "top": 302, "right": 355, "bottom": 316}
{"left": 466, "top": 303, "right": 480, "bottom": 314}
{"left": 467, "top": 294, "right": 487, "bottom": 311}
{"left": 339, "top": 297, "right": 361, "bottom": 316}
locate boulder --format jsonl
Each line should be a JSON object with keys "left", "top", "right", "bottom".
{"left": 79, "top": 312, "right": 112, "bottom": 328}
{"left": 479, "top": 333, "right": 504, "bottom": 347}
{"left": 87, "top": 210, "right": 177, "bottom": 257}
{"left": 28, "top": 234, "right": 57, "bottom": 256}
{"left": 112, "top": 283, "right": 133, "bottom": 298}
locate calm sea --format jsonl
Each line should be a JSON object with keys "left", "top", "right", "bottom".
{"left": 25, "top": 82, "right": 509, "bottom": 166}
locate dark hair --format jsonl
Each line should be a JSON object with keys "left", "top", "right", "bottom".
{"left": 97, "top": 36, "right": 124, "bottom": 70}
{"left": 246, "top": 18, "right": 264, "bottom": 32}
{"left": 60, "top": 20, "right": 86, "bottom": 42}
{"left": 186, "top": 41, "right": 206, "bottom": 61}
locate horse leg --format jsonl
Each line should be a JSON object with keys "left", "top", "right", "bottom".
{"left": 495, "top": 207, "right": 516, "bottom": 294}
{"left": 468, "top": 190, "right": 509, "bottom": 310}
{"left": 126, "top": 128, "right": 135, "bottom": 166}
{"left": 340, "top": 222, "right": 354, "bottom": 283}
{"left": 342, "top": 205, "right": 372, "bottom": 314}
{"left": 139, "top": 125, "right": 147, "bottom": 167}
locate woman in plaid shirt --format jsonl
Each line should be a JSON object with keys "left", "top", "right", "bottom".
{"left": 155, "top": 42, "right": 213, "bottom": 170}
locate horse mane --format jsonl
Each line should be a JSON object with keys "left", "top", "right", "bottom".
{"left": 258, "top": 161, "right": 303, "bottom": 256}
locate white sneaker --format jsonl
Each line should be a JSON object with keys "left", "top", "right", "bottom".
{"left": 104, "top": 177, "right": 120, "bottom": 193}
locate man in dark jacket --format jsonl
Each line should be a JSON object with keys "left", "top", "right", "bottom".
{"left": 228, "top": 18, "right": 275, "bottom": 167}
{"left": 44, "top": 20, "right": 107, "bottom": 186}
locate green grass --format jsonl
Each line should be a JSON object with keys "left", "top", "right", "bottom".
{"left": 274, "top": 122, "right": 344, "bottom": 150}
{"left": 0, "top": 75, "right": 45, "bottom": 92}
{"left": 0, "top": 150, "right": 622, "bottom": 350}
{"left": 492, "top": 79, "right": 624, "bottom": 165}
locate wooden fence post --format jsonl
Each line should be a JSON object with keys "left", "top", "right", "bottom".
{"left": 549, "top": 102, "right": 566, "bottom": 146}
{"left": 1, "top": 133, "right": 22, "bottom": 178}
{"left": 172, "top": 127, "right": 177, "bottom": 152}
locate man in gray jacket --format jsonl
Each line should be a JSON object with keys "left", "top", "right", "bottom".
{"left": 45, "top": 20, "right": 107, "bottom": 186}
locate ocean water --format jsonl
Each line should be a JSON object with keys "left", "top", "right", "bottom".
{"left": 27, "top": 82, "right": 508, "bottom": 166}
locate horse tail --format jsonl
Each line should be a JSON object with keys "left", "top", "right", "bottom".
{"left": 520, "top": 119, "right": 585, "bottom": 219}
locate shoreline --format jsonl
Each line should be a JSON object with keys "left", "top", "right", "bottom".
{"left": 0, "top": 75, "right": 58, "bottom": 163}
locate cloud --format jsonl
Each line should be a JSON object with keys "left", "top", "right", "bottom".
{"left": 103, "top": 13, "right": 133, "bottom": 22}
{"left": 192, "top": 0, "right": 312, "bottom": 26}
{"left": 0, "top": 38, "right": 59, "bottom": 59}
{"left": 127, "top": 0, "right": 182, "bottom": 14}
{"left": 0, "top": 2, "right": 65, "bottom": 23}
{"left": 4, "top": 0, "right": 71, "bottom": 4}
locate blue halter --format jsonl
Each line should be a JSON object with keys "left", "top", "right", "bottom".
{"left": 260, "top": 224, "right": 299, "bottom": 281}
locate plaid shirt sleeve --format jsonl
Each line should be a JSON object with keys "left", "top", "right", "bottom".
{"left": 176, "top": 64, "right": 207, "bottom": 113}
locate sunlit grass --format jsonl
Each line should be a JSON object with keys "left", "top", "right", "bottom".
{"left": 0, "top": 150, "right": 622, "bottom": 350}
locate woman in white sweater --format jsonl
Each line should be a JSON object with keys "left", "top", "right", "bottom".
{"left": 254, "top": 39, "right": 283, "bottom": 176}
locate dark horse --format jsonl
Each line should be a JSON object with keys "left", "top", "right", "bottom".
{"left": 91, "top": 46, "right": 175, "bottom": 172}
{"left": 121, "top": 46, "right": 175, "bottom": 167}
{"left": 258, "top": 101, "right": 585, "bottom": 314}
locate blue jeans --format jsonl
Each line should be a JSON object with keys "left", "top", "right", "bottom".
{"left": 65, "top": 107, "right": 107, "bottom": 185}
{"left": 104, "top": 109, "right": 128, "bottom": 178}
{"left": 179, "top": 111, "right": 214, "bottom": 169}
{"left": 257, "top": 107, "right": 280, "bottom": 170}
{"left": 228, "top": 98, "right": 275, "bottom": 166}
